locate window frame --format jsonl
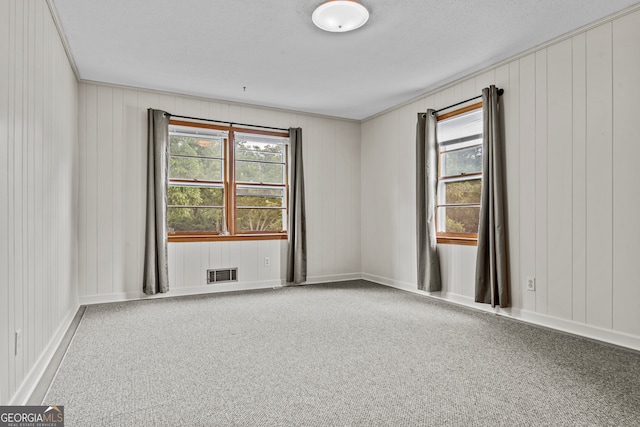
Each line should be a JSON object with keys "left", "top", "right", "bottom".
{"left": 167, "top": 119, "right": 289, "bottom": 242}
{"left": 436, "top": 102, "right": 483, "bottom": 246}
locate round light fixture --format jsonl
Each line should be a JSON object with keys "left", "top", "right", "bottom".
{"left": 196, "top": 139, "right": 212, "bottom": 147}
{"left": 312, "top": 0, "right": 369, "bottom": 33}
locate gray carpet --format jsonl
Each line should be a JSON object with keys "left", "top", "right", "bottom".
{"left": 43, "top": 280, "right": 640, "bottom": 426}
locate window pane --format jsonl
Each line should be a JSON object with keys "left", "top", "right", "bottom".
{"left": 235, "top": 161, "right": 284, "bottom": 184}
{"left": 167, "top": 207, "right": 224, "bottom": 232}
{"left": 236, "top": 208, "right": 284, "bottom": 232}
{"left": 437, "top": 206, "right": 480, "bottom": 234}
{"left": 437, "top": 108, "right": 483, "bottom": 144}
{"left": 168, "top": 186, "right": 223, "bottom": 207}
{"left": 235, "top": 133, "right": 286, "bottom": 164}
{"left": 236, "top": 142, "right": 284, "bottom": 163}
{"left": 441, "top": 179, "right": 482, "bottom": 205}
{"left": 169, "top": 135, "right": 223, "bottom": 159}
{"left": 236, "top": 186, "right": 285, "bottom": 208}
{"left": 441, "top": 146, "right": 482, "bottom": 177}
{"left": 170, "top": 157, "right": 223, "bottom": 181}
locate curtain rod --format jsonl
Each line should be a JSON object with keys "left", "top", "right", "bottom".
{"left": 168, "top": 113, "right": 289, "bottom": 132}
{"left": 431, "top": 88, "right": 504, "bottom": 116}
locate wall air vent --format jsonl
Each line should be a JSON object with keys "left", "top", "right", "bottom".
{"left": 207, "top": 268, "right": 238, "bottom": 284}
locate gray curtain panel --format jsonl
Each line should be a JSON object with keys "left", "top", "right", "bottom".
{"left": 475, "top": 86, "right": 509, "bottom": 307}
{"left": 143, "top": 109, "right": 170, "bottom": 295}
{"left": 416, "top": 111, "right": 442, "bottom": 292}
{"left": 286, "top": 127, "right": 307, "bottom": 284}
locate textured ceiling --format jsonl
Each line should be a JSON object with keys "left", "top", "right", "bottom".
{"left": 51, "top": 0, "right": 640, "bottom": 120}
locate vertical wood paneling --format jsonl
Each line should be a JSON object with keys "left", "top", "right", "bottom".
{"left": 0, "top": 0, "right": 10, "bottom": 405}
{"left": 518, "top": 54, "right": 537, "bottom": 312}
{"left": 307, "top": 116, "right": 322, "bottom": 276}
{"left": 77, "top": 85, "right": 360, "bottom": 296}
{"left": 167, "top": 239, "right": 176, "bottom": 288}
{"left": 396, "top": 105, "right": 414, "bottom": 285}
{"left": 506, "top": 61, "right": 521, "bottom": 309}
{"left": 571, "top": 33, "right": 587, "bottom": 323}
{"left": 199, "top": 242, "right": 210, "bottom": 284}
{"left": 321, "top": 119, "right": 337, "bottom": 275}
{"left": 257, "top": 241, "right": 272, "bottom": 281}
{"left": 182, "top": 243, "right": 203, "bottom": 287}
{"left": 612, "top": 12, "right": 640, "bottom": 336}
{"left": 438, "top": 245, "right": 453, "bottom": 295}
{"left": 388, "top": 110, "right": 401, "bottom": 280}
{"left": 97, "top": 86, "right": 113, "bottom": 295}
{"left": 26, "top": 0, "right": 36, "bottom": 368}
{"left": 111, "top": 88, "right": 124, "bottom": 294}
{"left": 220, "top": 241, "right": 230, "bottom": 268}
{"left": 335, "top": 120, "right": 350, "bottom": 274}
{"left": 451, "top": 246, "right": 466, "bottom": 297}
{"left": 494, "top": 65, "right": 510, "bottom": 91}
{"left": 208, "top": 240, "right": 222, "bottom": 268}
{"left": 585, "top": 23, "right": 613, "bottom": 329}
{"left": 172, "top": 243, "right": 184, "bottom": 288}
{"left": 475, "top": 70, "right": 495, "bottom": 93}
{"left": 85, "top": 84, "right": 98, "bottom": 296}
{"left": 122, "top": 89, "right": 138, "bottom": 293}
{"left": 495, "top": 65, "right": 512, "bottom": 301}
{"left": 546, "top": 39, "right": 573, "bottom": 320}
{"left": 3, "top": 0, "right": 78, "bottom": 404}
{"left": 347, "top": 121, "right": 361, "bottom": 274}
{"left": 33, "top": 0, "right": 43, "bottom": 355}
{"left": 77, "top": 83, "right": 87, "bottom": 296}
{"left": 460, "top": 245, "right": 477, "bottom": 298}
{"left": 14, "top": 0, "right": 25, "bottom": 384}
{"left": 360, "top": 120, "right": 374, "bottom": 275}
{"left": 42, "top": 0, "right": 52, "bottom": 342}
{"left": 535, "top": 49, "right": 549, "bottom": 314}
{"left": 7, "top": 0, "right": 17, "bottom": 396}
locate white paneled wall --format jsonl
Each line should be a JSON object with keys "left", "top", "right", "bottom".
{"left": 0, "top": 0, "right": 79, "bottom": 404}
{"left": 362, "top": 7, "right": 640, "bottom": 349}
{"left": 77, "top": 84, "right": 361, "bottom": 303}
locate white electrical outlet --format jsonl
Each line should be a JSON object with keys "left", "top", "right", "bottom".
{"left": 264, "top": 257, "right": 271, "bottom": 267}
{"left": 526, "top": 277, "right": 536, "bottom": 291}
{"left": 15, "top": 330, "right": 22, "bottom": 356}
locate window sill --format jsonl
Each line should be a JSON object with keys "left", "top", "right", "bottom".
{"left": 168, "top": 233, "right": 287, "bottom": 243}
{"left": 437, "top": 234, "right": 478, "bottom": 246}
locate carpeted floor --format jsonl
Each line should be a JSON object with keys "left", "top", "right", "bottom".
{"left": 43, "top": 280, "right": 640, "bottom": 426}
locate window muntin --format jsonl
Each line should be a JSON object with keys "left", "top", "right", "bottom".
{"left": 436, "top": 104, "right": 483, "bottom": 244}
{"left": 167, "top": 122, "right": 288, "bottom": 241}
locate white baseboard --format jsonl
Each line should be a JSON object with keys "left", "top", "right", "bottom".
{"left": 363, "top": 273, "right": 640, "bottom": 352}
{"left": 509, "top": 308, "right": 640, "bottom": 351}
{"left": 79, "top": 273, "right": 364, "bottom": 305}
{"left": 303, "top": 273, "right": 363, "bottom": 285}
{"left": 79, "top": 279, "right": 284, "bottom": 305}
{"left": 9, "top": 304, "right": 80, "bottom": 405}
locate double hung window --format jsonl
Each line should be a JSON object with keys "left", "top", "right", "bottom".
{"left": 436, "top": 104, "right": 483, "bottom": 245}
{"left": 167, "top": 120, "right": 289, "bottom": 241}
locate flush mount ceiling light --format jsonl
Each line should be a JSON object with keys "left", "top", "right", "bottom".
{"left": 312, "top": 0, "right": 369, "bottom": 33}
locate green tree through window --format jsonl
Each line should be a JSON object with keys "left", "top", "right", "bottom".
{"left": 167, "top": 122, "right": 289, "bottom": 240}
{"left": 436, "top": 105, "right": 483, "bottom": 242}
{"left": 235, "top": 135, "right": 287, "bottom": 233}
